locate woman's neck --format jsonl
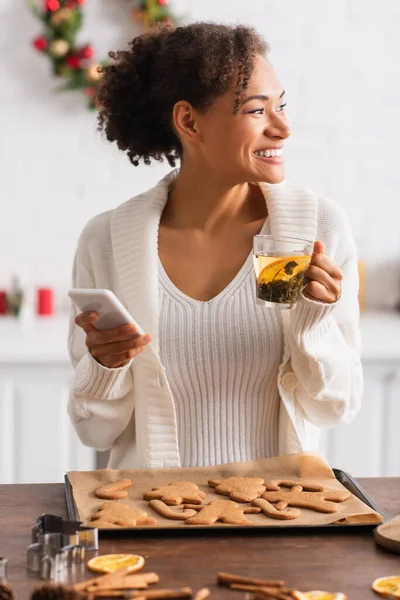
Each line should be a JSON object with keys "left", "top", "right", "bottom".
{"left": 163, "top": 162, "right": 267, "bottom": 233}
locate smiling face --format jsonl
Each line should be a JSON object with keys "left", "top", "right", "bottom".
{"left": 174, "top": 54, "right": 291, "bottom": 185}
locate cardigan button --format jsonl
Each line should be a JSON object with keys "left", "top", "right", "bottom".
{"left": 281, "top": 372, "right": 299, "bottom": 390}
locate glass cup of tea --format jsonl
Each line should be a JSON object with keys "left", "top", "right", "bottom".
{"left": 253, "top": 235, "right": 313, "bottom": 309}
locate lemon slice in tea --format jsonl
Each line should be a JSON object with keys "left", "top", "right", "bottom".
{"left": 87, "top": 553, "right": 145, "bottom": 574}
{"left": 258, "top": 255, "right": 310, "bottom": 286}
{"left": 372, "top": 576, "right": 400, "bottom": 598}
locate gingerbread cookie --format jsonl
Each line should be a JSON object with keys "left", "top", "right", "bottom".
{"left": 184, "top": 500, "right": 261, "bottom": 526}
{"left": 91, "top": 502, "right": 157, "bottom": 527}
{"left": 86, "top": 519, "right": 123, "bottom": 529}
{"left": 95, "top": 478, "right": 132, "bottom": 500}
{"left": 148, "top": 499, "right": 197, "bottom": 521}
{"left": 252, "top": 498, "right": 301, "bottom": 520}
{"left": 208, "top": 476, "right": 266, "bottom": 502}
{"left": 143, "top": 481, "right": 206, "bottom": 505}
{"left": 264, "top": 479, "right": 324, "bottom": 492}
{"left": 261, "top": 482, "right": 351, "bottom": 514}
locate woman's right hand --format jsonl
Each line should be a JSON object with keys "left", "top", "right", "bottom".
{"left": 75, "top": 312, "right": 152, "bottom": 368}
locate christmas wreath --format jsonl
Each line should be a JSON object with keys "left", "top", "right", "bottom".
{"left": 28, "top": 0, "right": 179, "bottom": 109}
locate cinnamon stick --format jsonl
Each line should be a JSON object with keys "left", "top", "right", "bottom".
{"left": 130, "top": 588, "right": 193, "bottom": 599}
{"left": 88, "top": 593, "right": 128, "bottom": 599}
{"left": 247, "top": 590, "right": 297, "bottom": 600}
{"left": 74, "top": 570, "right": 159, "bottom": 594}
{"left": 74, "top": 567, "right": 133, "bottom": 592}
{"left": 217, "top": 572, "right": 285, "bottom": 588}
{"left": 231, "top": 584, "right": 297, "bottom": 600}
{"left": 230, "top": 584, "right": 283, "bottom": 595}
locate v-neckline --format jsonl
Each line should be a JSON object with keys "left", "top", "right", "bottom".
{"left": 158, "top": 216, "right": 270, "bottom": 306}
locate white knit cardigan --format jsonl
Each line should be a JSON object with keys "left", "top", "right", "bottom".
{"left": 68, "top": 170, "right": 363, "bottom": 469}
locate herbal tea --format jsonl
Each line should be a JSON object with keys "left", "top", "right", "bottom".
{"left": 253, "top": 254, "right": 311, "bottom": 307}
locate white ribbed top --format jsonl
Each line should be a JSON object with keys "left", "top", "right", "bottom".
{"left": 68, "top": 171, "right": 363, "bottom": 470}
{"left": 158, "top": 220, "right": 284, "bottom": 467}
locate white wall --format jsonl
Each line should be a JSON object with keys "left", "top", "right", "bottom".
{"left": 1, "top": 0, "right": 400, "bottom": 309}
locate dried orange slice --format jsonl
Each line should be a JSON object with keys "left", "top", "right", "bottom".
{"left": 292, "top": 592, "right": 347, "bottom": 600}
{"left": 258, "top": 255, "right": 310, "bottom": 286}
{"left": 87, "top": 553, "right": 145, "bottom": 574}
{"left": 372, "top": 576, "right": 400, "bottom": 598}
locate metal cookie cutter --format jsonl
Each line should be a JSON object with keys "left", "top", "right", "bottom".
{"left": 28, "top": 514, "right": 98, "bottom": 580}
{"left": 27, "top": 539, "right": 85, "bottom": 580}
{"left": 32, "top": 514, "right": 98, "bottom": 551}
{"left": 0, "top": 557, "right": 8, "bottom": 581}
{"left": 27, "top": 542, "right": 69, "bottom": 580}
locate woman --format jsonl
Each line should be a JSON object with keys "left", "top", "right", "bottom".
{"left": 68, "top": 23, "right": 362, "bottom": 470}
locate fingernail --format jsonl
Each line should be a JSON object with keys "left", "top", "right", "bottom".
{"left": 142, "top": 334, "right": 151, "bottom": 343}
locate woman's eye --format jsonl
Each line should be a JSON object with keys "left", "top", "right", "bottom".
{"left": 246, "top": 102, "right": 287, "bottom": 115}
{"left": 247, "top": 108, "right": 264, "bottom": 115}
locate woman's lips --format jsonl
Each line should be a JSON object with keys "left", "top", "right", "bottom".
{"left": 253, "top": 154, "right": 284, "bottom": 164}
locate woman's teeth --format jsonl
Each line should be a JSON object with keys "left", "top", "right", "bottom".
{"left": 253, "top": 149, "right": 283, "bottom": 158}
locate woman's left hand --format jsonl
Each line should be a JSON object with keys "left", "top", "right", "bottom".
{"left": 303, "top": 241, "right": 343, "bottom": 304}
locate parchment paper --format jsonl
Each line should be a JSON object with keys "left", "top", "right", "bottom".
{"left": 67, "top": 452, "right": 384, "bottom": 530}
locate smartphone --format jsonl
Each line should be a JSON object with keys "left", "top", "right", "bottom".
{"left": 68, "top": 288, "right": 145, "bottom": 334}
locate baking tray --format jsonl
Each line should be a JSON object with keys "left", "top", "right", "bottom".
{"left": 64, "top": 468, "right": 386, "bottom": 536}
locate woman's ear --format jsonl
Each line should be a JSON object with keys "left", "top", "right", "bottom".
{"left": 172, "top": 101, "right": 200, "bottom": 141}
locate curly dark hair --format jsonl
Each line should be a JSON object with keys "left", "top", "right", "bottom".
{"left": 97, "top": 22, "right": 269, "bottom": 167}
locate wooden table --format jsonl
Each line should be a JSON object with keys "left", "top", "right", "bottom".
{"left": 0, "top": 479, "right": 399, "bottom": 599}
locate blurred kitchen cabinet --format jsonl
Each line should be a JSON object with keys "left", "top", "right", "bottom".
{"left": 383, "top": 372, "right": 400, "bottom": 476}
{"left": 320, "top": 363, "right": 400, "bottom": 477}
{"left": 0, "top": 317, "right": 95, "bottom": 483}
{"left": 0, "top": 364, "right": 95, "bottom": 483}
{"left": 320, "top": 311, "right": 400, "bottom": 477}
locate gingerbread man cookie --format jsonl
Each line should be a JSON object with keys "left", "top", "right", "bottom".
{"left": 184, "top": 500, "right": 261, "bottom": 526}
{"left": 143, "top": 481, "right": 206, "bottom": 505}
{"left": 95, "top": 478, "right": 132, "bottom": 500}
{"left": 252, "top": 498, "right": 301, "bottom": 520}
{"left": 91, "top": 502, "right": 157, "bottom": 527}
{"left": 208, "top": 476, "right": 266, "bottom": 502}
{"left": 261, "top": 481, "right": 351, "bottom": 514}
{"left": 264, "top": 479, "right": 324, "bottom": 492}
{"left": 148, "top": 499, "right": 197, "bottom": 521}
{"left": 86, "top": 519, "right": 122, "bottom": 529}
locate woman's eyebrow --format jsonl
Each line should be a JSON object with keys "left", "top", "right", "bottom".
{"left": 241, "top": 90, "right": 285, "bottom": 106}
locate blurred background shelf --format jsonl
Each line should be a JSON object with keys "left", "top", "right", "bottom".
{"left": 0, "top": 310, "right": 399, "bottom": 482}
{"left": 0, "top": 315, "right": 71, "bottom": 364}
{"left": 360, "top": 311, "right": 400, "bottom": 363}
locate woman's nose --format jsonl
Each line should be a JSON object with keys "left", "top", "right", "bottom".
{"left": 264, "top": 113, "right": 291, "bottom": 140}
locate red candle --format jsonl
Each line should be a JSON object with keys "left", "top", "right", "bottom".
{"left": 37, "top": 288, "right": 54, "bottom": 316}
{"left": 0, "top": 291, "right": 7, "bottom": 315}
